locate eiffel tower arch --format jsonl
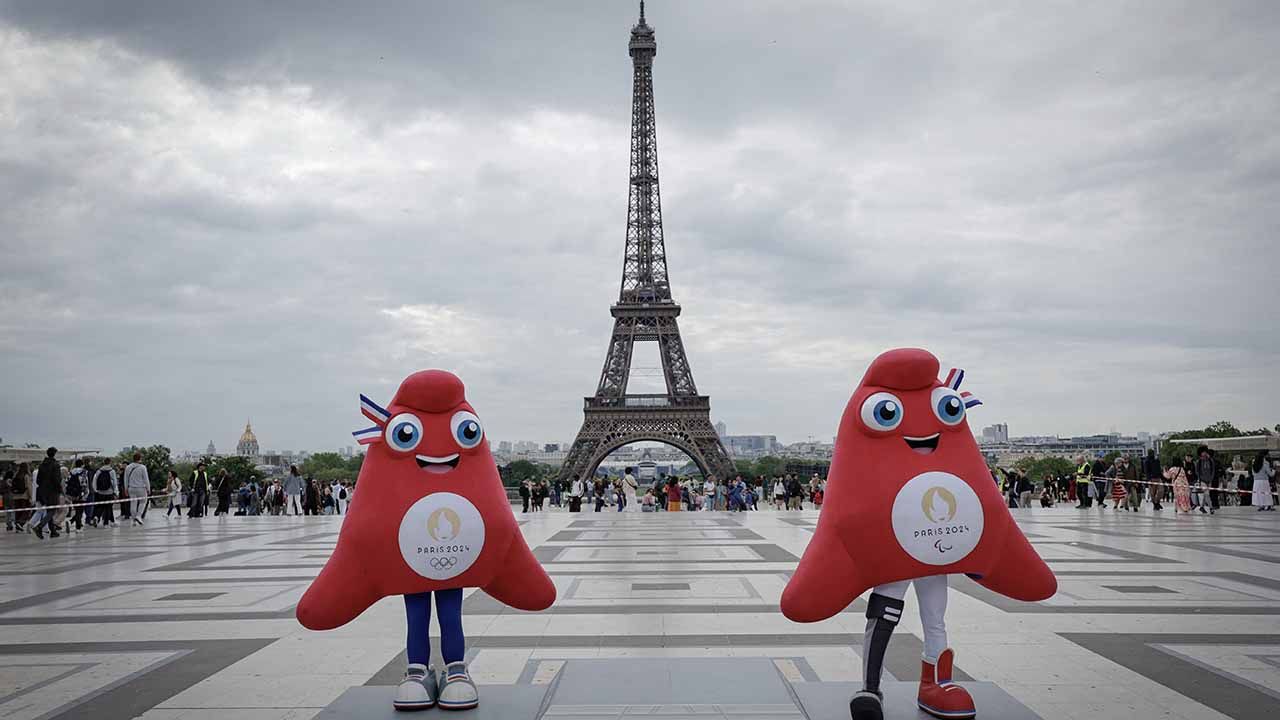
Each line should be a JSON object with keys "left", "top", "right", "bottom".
{"left": 557, "top": 2, "right": 735, "bottom": 486}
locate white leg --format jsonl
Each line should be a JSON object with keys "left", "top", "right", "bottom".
{"left": 914, "top": 574, "right": 949, "bottom": 663}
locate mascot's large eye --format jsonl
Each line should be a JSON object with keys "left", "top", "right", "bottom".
{"left": 385, "top": 413, "right": 423, "bottom": 451}
{"left": 931, "top": 387, "right": 966, "bottom": 426}
{"left": 450, "top": 411, "right": 484, "bottom": 449}
{"left": 860, "top": 392, "right": 904, "bottom": 431}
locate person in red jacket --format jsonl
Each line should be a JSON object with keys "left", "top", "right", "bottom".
{"left": 782, "top": 349, "right": 1056, "bottom": 720}
{"left": 296, "top": 370, "right": 555, "bottom": 711}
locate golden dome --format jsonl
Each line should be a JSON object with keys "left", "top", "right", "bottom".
{"left": 239, "top": 420, "right": 257, "bottom": 445}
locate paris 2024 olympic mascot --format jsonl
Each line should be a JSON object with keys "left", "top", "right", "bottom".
{"left": 296, "top": 369, "right": 555, "bottom": 712}
{"left": 781, "top": 349, "right": 1056, "bottom": 720}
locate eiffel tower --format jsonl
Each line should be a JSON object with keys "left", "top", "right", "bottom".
{"left": 557, "top": 2, "right": 735, "bottom": 486}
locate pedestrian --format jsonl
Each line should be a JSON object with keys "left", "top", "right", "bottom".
{"left": 1018, "top": 472, "right": 1034, "bottom": 509}
{"left": 1194, "top": 446, "right": 1219, "bottom": 514}
{"left": 519, "top": 479, "right": 531, "bottom": 513}
{"left": 92, "top": 460, "right": 119, "bottom": 526}
{"left": 303, "top": 476, "right": 320, "bottom": 515}
{"left": 213, "top": 469, "right": 233, "bottom": 516}
{"left": 1091, "top": 455, "right": 1109, "bottom": 509}
{"left": 32, "top": 447, "right": 63, "bottom": 538}
{"left": 1143, "top": 449, "right": 1164, "bottom": 511}
{"left": 1252, "top": 451, "right": 1275, "bottom": 511}
{"left": 568, "top": 474, "right": 583, "bottom": 513}
{"left": 1121, "top": 456, "right": 1142, "bottom": 511}
{"left": 703, "top": 476, "right": 717, "bottom": 511}
{"left": 66, "top": 459, "right": 89, "bottom": 532}
{"left": 330, "top": 480, "right": 345, "bottom": 515}
{"left": 322, "top": 486, "right": 335, "bottom": 515}
{"left": 165, "top": 470, "right": 183, "bottom": 517}
{"left": 284, "top": 465, "right": 304, "bottom": 515}
{"left": 1164, "top": 463, "right": 1191, "bottom": 513}
{"left": 622, "top": 467, "right": 639, "bottom": 513}
{"left": 665, "top": 476, "right": 682, "bottom": 511}
{"left": 123, "top": 452, "right": 151, "bottom": 525}
{"left": 1, "top": 468, "right": 15, "bottom": 532}
{"left": 187, "top": 462, "right": 208, "bottom": 518}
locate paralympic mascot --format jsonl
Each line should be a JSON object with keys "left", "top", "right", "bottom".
{"left": 296, "top": 369, "right": 555, "bottom": 711}
{"left": 781, "top": 349, "right": 1056, "bottom": 720}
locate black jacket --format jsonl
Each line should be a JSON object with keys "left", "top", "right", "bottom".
{"left": 36, "top": 458, "right": 62, "bottom": 504}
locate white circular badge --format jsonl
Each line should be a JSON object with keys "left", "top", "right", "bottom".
{"left": 890, "top": 471, "right": 984, "bottom": 566}
{"left": 397, "top": 492, "right": 486, "bottom": 581}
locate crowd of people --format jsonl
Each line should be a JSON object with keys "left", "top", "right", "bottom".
{"left": 994, "top": 446, "right": 1277, "bottom": 514}
{"left": 1, "top": 452, "right": 359, "bottom": 540}
{"left": 519, "top": 468, "right": 827, "bottom": 513}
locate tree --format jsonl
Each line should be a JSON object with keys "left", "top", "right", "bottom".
{"left": 300, "top": 452, "right": 363, "bottom": 483}
{"left": 207, "top": 455, "right": 263, "bottom": 487}
{"left": 115, "top": 445, "right": 174, "bottom": 494}
{"left": 1013, "top": 456, "right": 1075, "bottom": 482}
{"left": 1159, "top": 421, "right": 1271, "bottom": 468}
{"left": 500, "top": 459, "right": 551, "bottom": 487}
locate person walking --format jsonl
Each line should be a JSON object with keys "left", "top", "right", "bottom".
{"left": 187, "top": 463, "right": 208, "bottom": 518}
{"left": 164, "top": 470, "right": 183, "bottom": 517}
{"left": 213, "top": 469, "right": 233, "bottom": 516}
{"left": 1252, "top": 451, "right": 1275, "bottom": 511}
{"left": 1121, "top": 456, "right": 1142, "bottom": 512}
{"left": 622, "top": 467, "right": 639, "bottom": 513}
{"left": 66, "top": 459, "right": 89, "bottom": 532}
{"left": 703, "top": 476, "right": 717, "bottom": 511}
{"left": 32, "top": 448, "right": 63, "bottom": 539}
{"left": 8, "top": 463, "right": 33, "bottom": 531}
{"left": 284, "top": 465, "right": 303, "bottom": 515}
{"left": 123, "top": 453, "right": 151, "bottom": 525}
{"left": 92, "top": 460, "right": 119, "bottom": 526}
{"left": 1195, "top": 446, "right": 1219, "bottom": 514}
{"left": 568, "top": 474, "right": 584, "bottom": 513}
{"left": 1017, "top": 472, "right": 1034, "bottom": 509}
{"left": 665, "top": 476, "right": 682, "bottom": 511}
{"left": 518, "top": 480, "right": 531, "bottom": 513}
{"left": 303, "top": 477, "right": 320, "bottom": 515}
{"left": 330, "top": 481, "right": 345, "bottom": 515}
{"left": 1091, "top": 455, "right": 1109, "bottom": 509}
{"left": 1143, "top": 449, "right": 1164, "bottom": 511}
{"left": 1, "top": 468, "right": 14, "bottom": 532}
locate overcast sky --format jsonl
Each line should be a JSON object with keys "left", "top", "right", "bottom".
{"left": 1, "top": 0, "right": 1277, "bottom": 454}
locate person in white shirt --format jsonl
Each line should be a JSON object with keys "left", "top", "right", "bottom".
{"left": 330, "top": 481, "right": 346, "bottom": 514}
{"left": 702, "top": 478, "right": 716, "bottom": 511}
{"left": 568, "top": 474, "right": 585, "bottom": 513}
{"left": 622, "top": 468, "right": 639, "bottom": 513}
{"left": 124, "top": 453, "right": 151, "bottom": 525}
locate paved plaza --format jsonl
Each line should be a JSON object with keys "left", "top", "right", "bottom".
{"left": 0, "top": 507, "right": 1277, "bottom": 720}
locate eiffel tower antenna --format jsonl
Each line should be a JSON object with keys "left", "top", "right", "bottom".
{"left": 558, "top": 3, "right": 735, "bottom": 486}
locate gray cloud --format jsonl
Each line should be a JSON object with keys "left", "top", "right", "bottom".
{"left": 1, "top": 0, "right": 1277, "bottom": 455}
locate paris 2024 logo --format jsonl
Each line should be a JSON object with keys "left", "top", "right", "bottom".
{"left": 398, "top": 492, "right": 485, "bottom": 580}
{"left": 891, "top": 472, "right": 984, "bottom": 566}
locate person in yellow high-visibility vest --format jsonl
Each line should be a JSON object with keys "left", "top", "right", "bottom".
{"left": 1075, "top": 458, "right": 1093, "bottom": 508}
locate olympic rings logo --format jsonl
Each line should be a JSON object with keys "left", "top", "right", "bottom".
{"left": 429, "top": 557, "right": 459, "bottom": 570}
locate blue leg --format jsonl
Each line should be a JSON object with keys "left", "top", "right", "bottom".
{"left": 434, "top": 589, "right": 465, "bottom": 664}
{"left": 404, "top": 592, "right": 433, "bottom": 666}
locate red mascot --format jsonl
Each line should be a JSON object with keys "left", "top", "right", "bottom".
{"left": 296, "top": 370, "right": 555, "bottom": 711}
{"left": 781, "top": 349, "right": 1056, "bottom": 720}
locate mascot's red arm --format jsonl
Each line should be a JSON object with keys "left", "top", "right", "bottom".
{"left": 296, "top": 534, "right": 383, "bottom": 631}
{"left": 481, "top": 536, "right": 556, "bottom": 612}
{"left": 781, "top": 519, "right": 868, "bottom": 622}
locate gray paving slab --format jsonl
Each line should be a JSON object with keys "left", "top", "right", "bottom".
{"left": 319, "top": 685, "right": 549, "bottom": 719}
{"left": 794, "top": 681, "right": 1042, "bottom": 719}
{"left": 552, "top": 657, "right": 794, "bottom": 706}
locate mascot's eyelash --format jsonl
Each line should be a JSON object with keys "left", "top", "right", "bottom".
{"left": 354, "top": 393, "right": 391, "bottom": 444}
{"left": 944, "top": 368, "right": 982, "bottom": 409}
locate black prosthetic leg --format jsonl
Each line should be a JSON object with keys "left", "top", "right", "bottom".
{"left": 850, "top": 592, "right": 904, "bottom": 720}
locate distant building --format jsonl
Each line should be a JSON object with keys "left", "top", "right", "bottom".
{"left": 236, "top": 421, "right": 260, "bottom": 458}
{"left": 206, "top": 441, "right": 216, "bottom": 455}
{"left": 498, "top": 441, "right": 513, "bottom": 454}
{"left": 714, "top": 421, "right": 727, "bottom": 437}
{"left": 724, "top": 435, "right": 778, "bottom": 458}
{"left": 544, "top": 443, "right": 560, "bottom": 453}
{"left": 980, "top": 423, "right": 1009, "bottom": 444}
{"left": 637, "top": 449, "right": 657, "bottom": 480}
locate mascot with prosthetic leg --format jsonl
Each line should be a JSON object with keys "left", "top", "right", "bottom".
{"left": 782, "top": 349, "right": 1056, "bottom": 720}
{"left": 297, "top": 370, "right": 555, "bottom": 711}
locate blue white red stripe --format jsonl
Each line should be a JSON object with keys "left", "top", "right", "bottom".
{"left": 961, "top": 391, "right": 981, "bottom": 409}
{"left": 944, "top": 368, "right": 965, "bottom": 390}
{"left": 360, "top": 394, "right": 390, "bottom": 425}
{"left": 352, "top": 426, "right": 382, "bottom": 445}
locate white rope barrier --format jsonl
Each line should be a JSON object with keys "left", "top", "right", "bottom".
{"left": 0, "top": 492, "right": 180, "bottom": 515}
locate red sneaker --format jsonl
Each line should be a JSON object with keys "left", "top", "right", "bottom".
{"left": 917, "top": 648, "right": 976, "bottom": 719}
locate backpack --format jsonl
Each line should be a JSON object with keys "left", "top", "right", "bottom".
{"left": 339, "top": 487, "right": 347, "bottom": 500}
{"left": 94, "top": 468, "right": 114, "bottom": 494}
{"left": 66, "top": 469, "right": 84, "bottom": 497}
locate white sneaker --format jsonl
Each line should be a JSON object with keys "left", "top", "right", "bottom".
{"left": 437, "top": 662, "right": 478, "bottom": 710}
{"left": 393, "top": 663, "right": 437, "bottom": 711}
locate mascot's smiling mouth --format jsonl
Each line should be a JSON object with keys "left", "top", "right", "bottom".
{"left": 903, "top": 434, "right": 940, "bottom": 455}
{"left": 415, "top": 453, "right": 460, "bottom": 474}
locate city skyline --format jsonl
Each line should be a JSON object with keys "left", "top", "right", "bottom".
{"left": 2, "top": 2, "right": 1277, "bottom": 452}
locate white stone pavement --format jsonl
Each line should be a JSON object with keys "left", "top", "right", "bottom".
{"left": 0, "top": 504, "right": 1276, "bottom": 719}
